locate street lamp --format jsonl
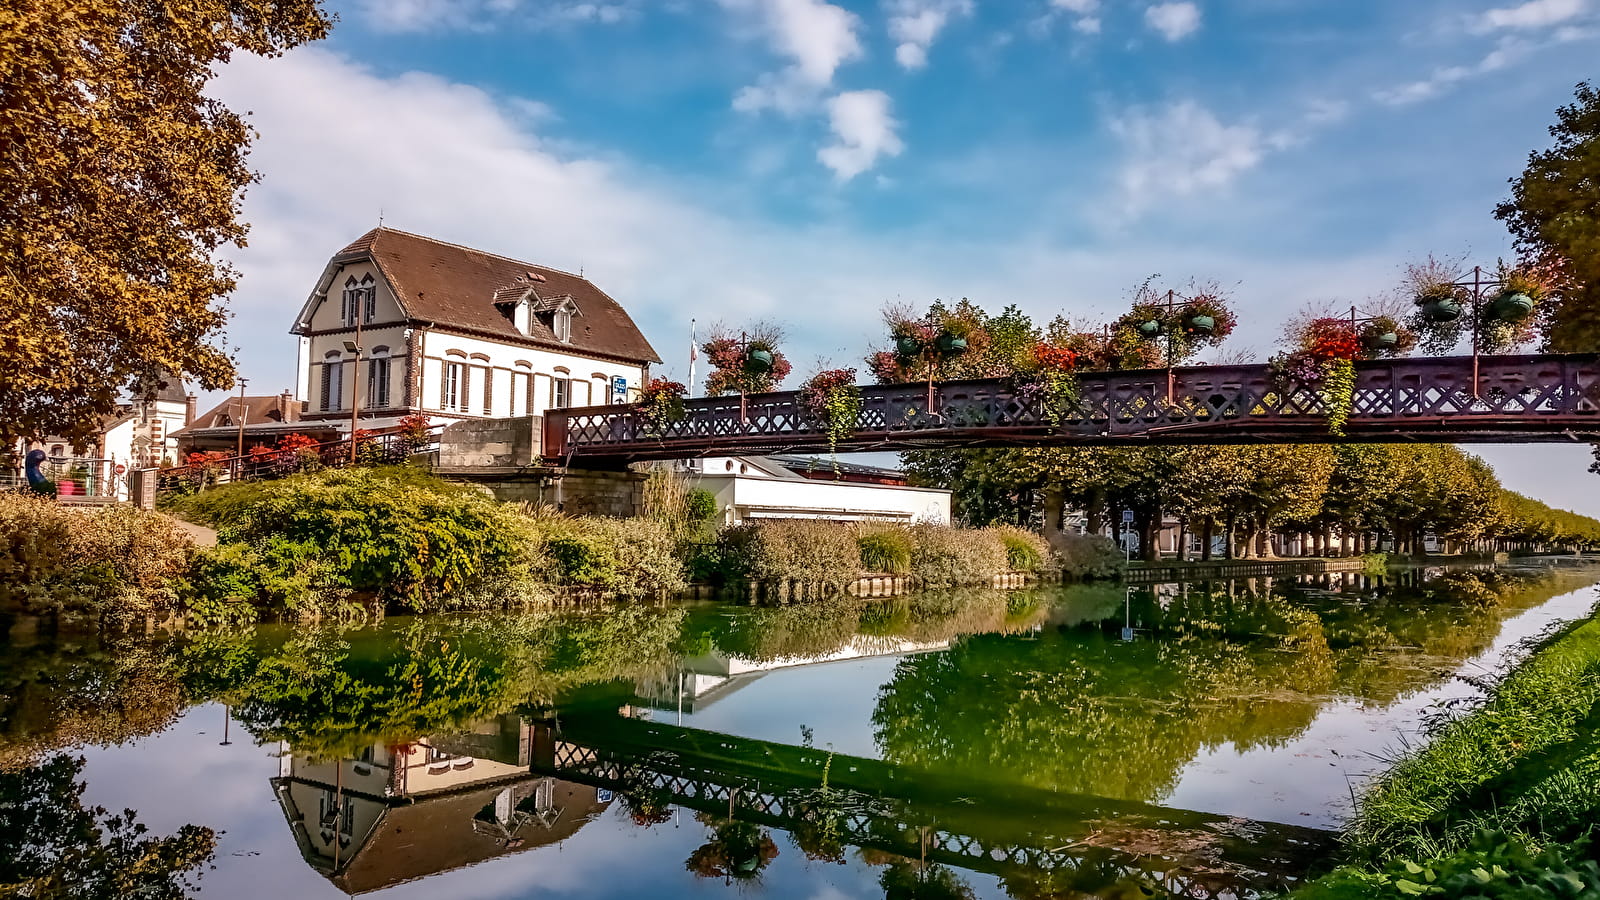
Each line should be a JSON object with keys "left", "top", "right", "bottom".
{"left": 343, "top": 336, "right": 362, "bottom": 464}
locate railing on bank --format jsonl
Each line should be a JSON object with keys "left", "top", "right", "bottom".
{"left": 545, "top": 353, "right": 1600, "bottom": 461}
{"left": 1, "top": 457, "right": 123, "bottom": 502}
{"left": 155, "top": 426, "right": 443, "bottom": 497}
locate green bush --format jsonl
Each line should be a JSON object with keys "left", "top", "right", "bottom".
{"left": 1294, "top": 832, "right": 1600, "bottom": 900}
{"left": 987, "top": 525, "right": 1049, "bottom": 572}
{"left": 220, "top": 467, "right": 540, "bottom": 613}
{"left": 1049, "top": 531, "right": 1126, "bottom": 581}
{"left": 857, "top": 523, "right": 913, "bottom": 574}
{"left": 535, "top": 516, "right": 687, "bottom": 598}
{"left": 715, "top": 519, "right": 862, "bottom": 589}
{"left": 0, "top": 493, "right": 193, "bottom": 624}
{"left": 686, "top": 489, "right": 719, "bottom": 526}
{"left": 907, "top": 524, "right": 1009, "bottom": 587}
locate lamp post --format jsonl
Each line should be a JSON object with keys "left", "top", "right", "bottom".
{"left": 233, "top": 376, "right": 249, "bottom": 462}
{"left": 344, "top": 314, "right": 364, "bottom": 463}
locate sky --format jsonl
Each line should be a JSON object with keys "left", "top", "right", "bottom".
{"left": 204, "top": 0, "right": 1600, "bottom": 514}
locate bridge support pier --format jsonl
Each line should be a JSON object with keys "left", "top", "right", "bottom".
{"left": 433, "top": 415, "right": 646, "bottom": 517}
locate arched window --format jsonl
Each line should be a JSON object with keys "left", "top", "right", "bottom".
{"left": 366, "top": 345, "right": 391, "bottom": 408}
{"left": 551, "top": 367, "right": 571, "bottom": 410}
{"left": 341, "top": 274, "right": 376, "bottom": 325}
{"left": 510, "top": 361, "right": 533, "bottom": 417}
{"left": 321, "top": 350, "right": 344, "bottom": 411}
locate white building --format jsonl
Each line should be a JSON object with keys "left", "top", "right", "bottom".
{"left": 12, "top": 374, "right": 193, "bottom": 498}
{"left": 289, "top": 227, "right": 661, "bottom": 434}
{"left": 673, "top": 456, "right": 952, "bottom": 526}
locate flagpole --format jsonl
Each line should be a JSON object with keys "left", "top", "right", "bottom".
{"left": 688, "top": 318, "right": 697, "bottom": 399}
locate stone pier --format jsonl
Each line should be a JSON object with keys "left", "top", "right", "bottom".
{"left": 433, "top": 415, "right": 646, "bottom": 517}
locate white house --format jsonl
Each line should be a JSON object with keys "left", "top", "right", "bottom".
{"left": 289, "top": 227, "right": 661, "bottom": 434}
{"left": 671, "top": 456, "right": 952, "bottom": 526}
{"left": 12, "top": 374, "right": 193, "bottom": 498}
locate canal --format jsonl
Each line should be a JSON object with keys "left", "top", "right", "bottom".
{"left": 2, "top": 561, "right": 1597, "bottom": 899}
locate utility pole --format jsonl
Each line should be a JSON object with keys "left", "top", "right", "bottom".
{"left": 345, "top": 310, "right": 364, "bottom": 464}
{"left": 234, "top": 377, "right": 249, "bottom": 459}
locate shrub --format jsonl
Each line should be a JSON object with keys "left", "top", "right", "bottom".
{"left": 716, "top": 519, "right": 862, "bottom": 589}
{"left": 1048, "top": 531, "right": 1125, "bottom": 581}
{"left": 907, "top": 524, "right": 1009, "bottom": 587}
{"left": 857, "top": 523, "right": 913, "bottom": 574}
{"left": 987, "top": 525, "right": 1049, "bottom": 572}
{"left": 1293, "top": 832, "right": 1600, "bottom": 900}
{"left": 535, "top": 516, "right": 687, "bottom": 598}
{"left": 686, "top": 489, "right": 719, "bottom": 526}
{"left": 221, "top": 467, "right": 540, "bottom": 613}
{"left": 0, "top": 493, "right": 193, "bottom": 624}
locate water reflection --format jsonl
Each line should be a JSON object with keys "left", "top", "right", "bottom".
{"left": 2, "top": 563, "right": 1598, "bottom": 899}
{"left": 272, "top": 714, "right": 610, "bottom": 894}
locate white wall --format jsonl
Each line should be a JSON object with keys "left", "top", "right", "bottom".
{"left": 688, "top": 471, "right": 952, "bottom": 525}
{"left": 298, "top": 259, "right": 647, "bottom": 425}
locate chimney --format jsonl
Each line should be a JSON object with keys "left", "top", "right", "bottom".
{"left": 280, "top": 390, "right": 298, "bottom": 423}
{"left": 184, "top": 393, "right": 197, "bottom": 426}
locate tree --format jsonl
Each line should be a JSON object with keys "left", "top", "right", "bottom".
{"left": 1494, "top": 82, "right": 1600, "bottom": 352}
{"left": 0, "top": 0, "right": 333, "bottom": 451}
{"left": 0, "top": 754, "right": 216, "bottom": 898}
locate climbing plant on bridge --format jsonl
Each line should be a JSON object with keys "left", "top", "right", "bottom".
{"left": 797, "top": 367, "right": 862, "bottom": 459}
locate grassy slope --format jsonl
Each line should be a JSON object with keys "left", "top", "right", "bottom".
{"left": 1348, "top": 608, "right": 1600, "bottom": 859}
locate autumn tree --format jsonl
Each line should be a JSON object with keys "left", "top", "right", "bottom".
{"left": 1494, "top": 82, "right": 1600, "bottom": 352}
{"left": 0, "top": 0, "right": 333, "bottom": 451}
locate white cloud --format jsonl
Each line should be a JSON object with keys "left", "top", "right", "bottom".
{"left": 722, "top": 0, "right": 863, "bottom": 113}
{"left": 1479, "top": 0, "right": 1588, "bottom": 30}
{"left": 1144, "top": 1, "right": 1202, "bottom": 41}
{"left": 1373, "top": 39, "right": 1530, "bottom": 106}
{"left": 818, "top": 90, "right": 905, "bottom": 180}
{"left": 355, "top": 0, "right": 633, "bottom": 32}
{"left": 887, "top": 0, "right": 973, "bottom": 70}
{"left": 1108, "top": 100, "right": 1266, "bottom": 217}
{"left": 1048, "top": 0, "right": 1101, "bottom": 35}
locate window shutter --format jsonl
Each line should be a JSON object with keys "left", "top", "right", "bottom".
{"left": 440, "top": 363, "right": 450, "bottom": 410}
{"left": 482, "top": 367, "right": 493, "bottom": 414}
{"left": 320, "top": 364, "right": 332, "bottom": 410}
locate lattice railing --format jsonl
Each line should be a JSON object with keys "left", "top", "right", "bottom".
{"left": 545, "top": 354, "right": 1600, "bottom": 460}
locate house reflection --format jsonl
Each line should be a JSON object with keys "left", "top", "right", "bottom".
{"left": 272, "top": 714, "right": 611, "bottom": 895}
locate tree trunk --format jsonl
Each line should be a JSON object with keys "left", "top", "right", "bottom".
{"left": 1200, "top": 520, "right": 1215, "bottom": 561}
{"left": 1086, "top": 490, "right": 1106, "bottom": 537}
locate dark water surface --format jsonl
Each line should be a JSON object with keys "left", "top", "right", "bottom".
{"left": 3, "top": 562, "right": 1598, "bottom": 899}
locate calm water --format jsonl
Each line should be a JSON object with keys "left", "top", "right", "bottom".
{"left": 3, "top": 562, "right": 1598, "bottom": 899}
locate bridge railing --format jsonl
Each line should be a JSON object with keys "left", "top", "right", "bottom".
{"left": 544, "top": 354, "right": 1600, "bottom": 460}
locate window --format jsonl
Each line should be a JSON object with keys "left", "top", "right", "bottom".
{"left": 367, "top": 357, "right": 390, "bottom": 408}
{"left": 441, "top": 362, "right": 467, "bottom": 412}
{"left": 510, "top": 369, "right": 531, "bottom": 417}
{"left": 552, "top": 378, "right": 570, "bottom": 409}
{"left": 554, "top": 307, "right": 572, "bottom": 343}
{"left": 321, "top": 352, "right": 343, "bottom": 411}
{"left": 339, "top": 274, "right": 376, "bottom": 325}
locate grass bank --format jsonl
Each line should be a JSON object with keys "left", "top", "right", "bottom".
{"left": 1289, "top": 601, "right": 1600, "bottom": 900}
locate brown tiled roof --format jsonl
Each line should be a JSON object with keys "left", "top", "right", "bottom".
{"left": 334, "top": 227, "right": 661, "bottom": 364}
{"left": 184, "top": 395, "right": 298, "bottom": 430}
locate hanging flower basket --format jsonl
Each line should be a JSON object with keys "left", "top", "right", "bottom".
{"left": 1362, "top": 330, "right": 1399, "bottom": 351}
{"left": 1137, "top": 319, "right": 1162, "bottom": 337}
{"left": 1419, "top": 296, "right": 1463, "bottom": 323}
{"left": 636, "top": 378, "right": 688, "bottom": 438}
{"left": 936, "top": 332, "right": 967, "bottom": 355}
{"left": 1183, "top": 313, "right": 1216, "bottom": 335}
{"left": 894, "top": 335, "right": 922, "bottom": 357}
{"left": 744, "top": 348, "right": 774, "bottom": 373}
{"left": 1490, "top": 291, "right": 1535, "bottom": 322}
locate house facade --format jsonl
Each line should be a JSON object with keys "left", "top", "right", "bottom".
{"left": 291, "top": 227, "right": 660, "bottom": 433}
{"left": 10, "top": 375, "right": 193, "bottom": 498}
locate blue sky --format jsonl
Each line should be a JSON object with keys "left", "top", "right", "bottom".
{"left": 207, "top": 0, "right": 1600, "bottom": 512}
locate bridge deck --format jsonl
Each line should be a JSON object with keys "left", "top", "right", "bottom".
{"left": 543, "top": 353, "right": 1600, "bottom": 462}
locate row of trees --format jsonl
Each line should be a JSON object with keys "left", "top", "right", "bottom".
{"left": 906, "top": 443, "right": 1600, "bottom": 561}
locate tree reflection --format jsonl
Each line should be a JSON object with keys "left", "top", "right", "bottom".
{"left": 0, "top": 754, "right": 216, "bottom": 898}
{"left": 684, "top": 813, "right": 779, "bottom": 882}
